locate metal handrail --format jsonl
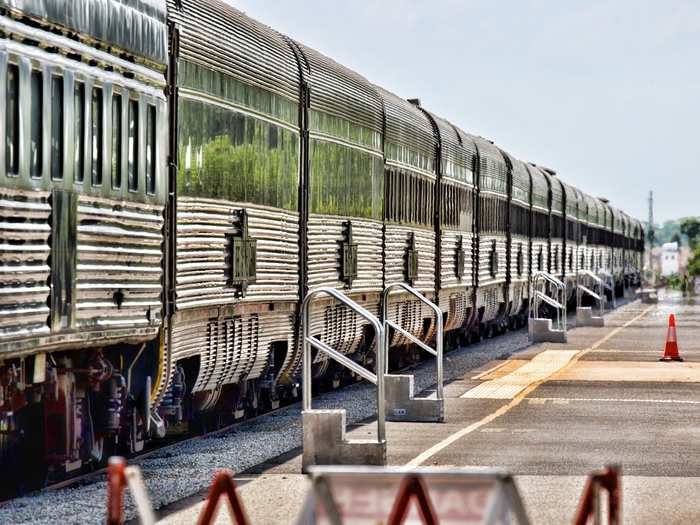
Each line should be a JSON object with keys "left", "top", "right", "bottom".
{"left": 529, "top": 271, "right": 567, "bottom": 332}
{"left": 577, "top": 269, "right": 604, "bottom": 317}
{"left": 301, "top": 287, "right": 386, "bottom": 444}
{"left": 382, "top": 283, "right": 444, "bottom": 402}
{"left": 598, "top": 270, "right": 616, "bottom": 308}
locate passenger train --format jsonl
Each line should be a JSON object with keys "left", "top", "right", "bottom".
{"left": 0, "top": 0, "right": 644, "bottom": 486}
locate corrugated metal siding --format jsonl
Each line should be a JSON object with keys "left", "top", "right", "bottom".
{"left": 0, "top": 187, "right": 51, "bottom": 340}
{"left": 385, "top": 224, "right": 435, "bottom": 293}
{"left": 170, "top": 308, "right": 295, "bottom": 391}
{"left": 307, "top": 215, "right": 383, "bottom": 293}
{"left": 75, "top": 195, "right": 164, "bottom": 329}
{"left": 1, "top": 0, "right": 167, "bottom": 64}
{"left": 175, "top": 199, "right": 299, "bottom": 309}
{"left": 441, "top": 230, "right": 474, "bottom": 290}
{"left": 168, "top": 0, "right": 300, "bottom": 104}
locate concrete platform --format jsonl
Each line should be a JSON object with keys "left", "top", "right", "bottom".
{"left": 158, "top": 291, "right": 700, "bottom": 524}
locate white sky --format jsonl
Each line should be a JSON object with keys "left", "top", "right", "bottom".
{"left": 233, "top": 0, "right": 700, "bottom": 223}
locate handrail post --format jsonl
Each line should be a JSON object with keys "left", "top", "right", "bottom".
{"left": 381, "top": 283, "right": 444, "bottom": 422}
{"left": 300, "top": 287, "right": 387, "bottom": 468}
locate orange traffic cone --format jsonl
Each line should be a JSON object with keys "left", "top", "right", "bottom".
{"left": 660, "top": 314, "right": 683, "bottom": 362}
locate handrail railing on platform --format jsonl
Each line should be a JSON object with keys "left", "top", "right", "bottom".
{"left": 301, "top": 287, "right": 386, "bottom": 444}
{"left": 529, "top": 271, "right": 567, "bottom": 332}
{"left": 598, "top": 270, "right": 616, "bottom": 308}
{"left": 577, "top": 269, "right": 604, "bottom": 318}
{"left": 382, "top": 282, "right": 444, "bottom": 402}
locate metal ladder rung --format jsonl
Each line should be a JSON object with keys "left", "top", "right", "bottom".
{"left": 307, "top": 335, "right": 377, "bottom": 385}
{"left": 385, "top": 320, "right": 437, "bottom": 357}
{"left": 534, "top": 291, "right": 564, "bottom": 310}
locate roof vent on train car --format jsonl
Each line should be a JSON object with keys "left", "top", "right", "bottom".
{"left": 407, "top": 98, "right": 421, "bottom": 106}
{"left": 599, "top": 197, "right": 610, "bottom": 203}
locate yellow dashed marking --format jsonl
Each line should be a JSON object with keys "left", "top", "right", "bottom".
{"left": 461, "top": 350, "right": 579, "bottom": 399}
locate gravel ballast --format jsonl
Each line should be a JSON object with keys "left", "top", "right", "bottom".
{"left": 1, "top": 328, "right": 531, "bottom": 524}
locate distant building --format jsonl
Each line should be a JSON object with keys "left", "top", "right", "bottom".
{"left": 661, "top": 242, "right": 680, "bottom": 276}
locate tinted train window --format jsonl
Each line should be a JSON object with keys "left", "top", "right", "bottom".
{"left": 30, "top": 70, "right": 42, "bottom": 178}
{"left": 128, "top": 99, "right": 138, "bottom": 191}
{"left": 91, "top": 87, "right": 103, "bottom": 185}
{"left": 111, "top": 94, "right": 122, "bottom": 189}
{"left": 177, "top": 98, "right": 299, "bottom": 210}
{"left": 310, "top": 139, "right": 383, "bottom": 220}
{"left": 6, "top": 63, "right": 19, "bottom": 175}
{"left": 74, "top": 82, "right": 85, "bottom": 182}
{"left": 146, "top": 104, "right": 156, "bottom": 194}
{"left": 51, "top": 76, "right": 64, "bottom": 180}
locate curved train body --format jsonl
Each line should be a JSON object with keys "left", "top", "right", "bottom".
{"left": 0, "top": 0, "right": 644, "bottom": 484}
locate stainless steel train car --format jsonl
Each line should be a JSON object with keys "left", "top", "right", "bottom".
{"left": 0, "top": 0, "right": 644, "bottom": 487}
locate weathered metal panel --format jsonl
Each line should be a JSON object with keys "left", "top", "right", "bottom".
{"left": 0, "top": 0, "right": 167, "bottom": 64}
{"left": 0, "top": 187, "right": 51, "bottom": 339}
{"left": 75, "top": 195, "right": 164, "bottom": 330}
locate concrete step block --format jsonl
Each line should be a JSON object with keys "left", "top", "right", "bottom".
{"left": 385, "top": 374, "right": 443, "bottom": 423}
{"left": 528, "top": 317, "right": 567, "bottom": 343}
{"left": 302, "top": 409, "right": 386, "bottom": 471}
{"left": 576, "top": 307, "right": 605, "bottom": 327}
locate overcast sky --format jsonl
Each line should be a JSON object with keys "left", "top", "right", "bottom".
{"left": 234, "top": 0, "right": 699, "bottom": 223}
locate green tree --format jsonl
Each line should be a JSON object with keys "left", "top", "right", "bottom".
{"left": 680, "top": 218, "right": 700, "bottom": 249}
{"left": 671, "top": 232, "right": 682, "bottom": 245}
{"left": 688, "top": 245, "right": 700, "bottom": 277}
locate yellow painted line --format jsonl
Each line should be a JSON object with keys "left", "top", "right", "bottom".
{"left": 528, "top": 397, "right": 700, "bottom": 405}
{"left": 461, "top": 350, "right": 578, "bottom": 399}
{"left": 405, "top": 304, "right": 654, "bottom": 467}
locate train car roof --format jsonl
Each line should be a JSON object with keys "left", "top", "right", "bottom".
{"left": 499, "top": 150, "right": 531, "bottom": 207}
{"left": 468, "top": 135, "right": 508, "bottom": 197}
{"left": 526, "top": 163, "right": 550, "bottom": 212}
{"left": 374, "top": 87, "right": 436, "bottom": 177}
{"left": 296, "top": 41, "right": 383, "bottom": 153}
{"left": 1, "top": 0, "right": 168, "bottom": 64}
{"left": 427, "top": 112, "right": 476, "bottom": 187}
{"left": 168, "top": 0, "right": 300, "bottom": 126}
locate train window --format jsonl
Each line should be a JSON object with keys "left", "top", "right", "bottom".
{"left": 111, "top": 94, "right": 122, "bottom": 189}
{"left": 91, "top": 87, "right": 103, "bottom": 186}
{"left": 6, "top": 63, "right": 19, "bottom": 175}
{"left": 51, "top": 76, "right": 64, "bottom": 180}
{"left": 146, "top": 104, "right": 156, "bottom": 194}
{"left": 128, "top": 99, "right": 138, "bottom": 192}
{"left": 30, "top": 70, "right": 42, "bottom": 178}
{"left": 74, "top": 82, "right": 85, "bottom": 183}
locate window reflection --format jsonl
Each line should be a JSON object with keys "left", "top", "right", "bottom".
{"left": 177, "top": 99, "right": 299, "bottom": 210}
{"left": 309, "top": 139, "right": 383, "bottom": 220}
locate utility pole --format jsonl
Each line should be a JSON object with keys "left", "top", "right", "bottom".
{"left": 647, "top": 191, "right": 655, "bottom": 276}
